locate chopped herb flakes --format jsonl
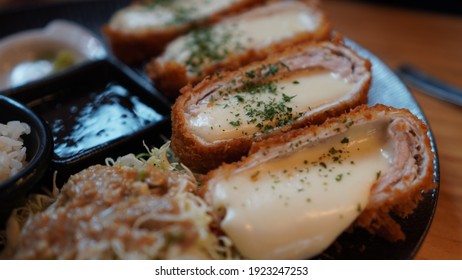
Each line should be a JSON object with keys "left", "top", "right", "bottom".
{"left": 143, "top": 0, "right": 197, "bottom": 25}
{"left": 282, "top": 93, "right": 296, "bottom": 102}
{"left": 341, "top": 137, "right": 349, "bottom": 144}
{"left": 215, "top": 63, "right": 300, "bottom": 132}
{"left": 329, "top": 147, "right": 338, "bottom": 155}
{"left": 265, "top": 65, "right": 280, "bottom": 77}
{"left": 229, "top": 120, "right": 241, "bottom": 127}
{"left": 234, "top": 95, "right": 244, "bottom": 103}
{"left": 184, "top": 26, "right": 243, "bottom": 75}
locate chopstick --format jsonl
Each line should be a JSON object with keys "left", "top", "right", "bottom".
{"left": 397, "top": 65, "right": 462, "bottom": 107}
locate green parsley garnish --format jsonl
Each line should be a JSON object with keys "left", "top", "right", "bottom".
{"left": 329, "top": 147, "right": 338, "bottom": 155}
{"left": 143, "top": 0, "right": 196, "bottom": 25}
{"left": 282, "top": 93, "right": 296, "bottom": 102}
{"left": 229, "top": 120, "right": 241, "bottom": 127}
{"left": 184, "top": 26, "right": 241, "bottom": 75}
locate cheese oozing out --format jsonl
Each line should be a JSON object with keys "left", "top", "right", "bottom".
{"left": 187, "top": 70, "right": 355, "bottom": 142}
{"left": 208, "top": 120, "right": 393, "bottom": 259}
{"left": 159, "top": 1, "right": 320, "bottom": 75}
{"left": 110, "top": 0, "right": 238, "bottom": 33}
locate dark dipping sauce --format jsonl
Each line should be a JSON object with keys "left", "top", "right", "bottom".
{"left": 36, "top": 82, "right": 163, "bottom": 160}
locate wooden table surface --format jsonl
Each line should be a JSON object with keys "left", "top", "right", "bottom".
{"left": 323, "top": 0, "right": 462, "bottom": 260}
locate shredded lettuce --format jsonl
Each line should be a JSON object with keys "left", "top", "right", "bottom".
{"left": 1, "top": 141, "right": 236, "bottom": 259}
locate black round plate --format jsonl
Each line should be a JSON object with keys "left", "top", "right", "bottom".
{"left": 0, "top": 0, "right": 439, "bottom": 260}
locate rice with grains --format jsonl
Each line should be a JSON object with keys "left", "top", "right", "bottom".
{"left": 0, "top": 121, "right": 31, "bottom": 182}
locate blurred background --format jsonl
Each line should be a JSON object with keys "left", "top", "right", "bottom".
{"left": 1, "top": 0, "right": 461, "bottom": 14}
{"left": 0, "top": 0, "right": 461, "bottom": 260}
{"left": 356, "top": 0, "right": 462, "bottom": 15}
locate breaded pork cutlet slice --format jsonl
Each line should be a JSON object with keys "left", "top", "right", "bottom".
{"left": 171, "top": 41, "right": 371, "bottom": 172}
{"left": 103, "top": 0, "right": 266, "bottom": 65}
{"left": 201, "top": 104, "right": 435, "bottom": 259}
{"left": 146, "top": 0, "right": 331, "bottom": 98}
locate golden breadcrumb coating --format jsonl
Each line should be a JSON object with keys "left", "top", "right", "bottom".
{"left": 104, "top": 0, "right": 270, "bottom": 65}
{"left": 146, "top": 0, "right": 331, "bottom": 98}
{"left": 172, "top": 41, "right": 371, "bottom": 172}
{"left": 202, "top": 104, "right": 435, "bottom": 242}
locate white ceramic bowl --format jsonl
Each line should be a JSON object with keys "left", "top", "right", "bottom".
{"left": 0, "top": 20, "right": 107, "bottom": 90}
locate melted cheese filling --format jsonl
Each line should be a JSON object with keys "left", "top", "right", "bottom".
{"left": 110, "top": 0, "right": 238, "bottom": 32}
{"left": 209, "top": 121, "right": 393, "bottom": 259}
{"left": 188, "top": 71, "right": 354, "bottom": 142}
{"left": 231, "top": 3, "right": 319, "bottom": 48}
{"left": 160, "top": 1, "right": 320, "bottom": 75}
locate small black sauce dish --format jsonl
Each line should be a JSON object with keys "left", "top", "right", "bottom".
{"left": 0, "top": 95, "right": 53, "bottom": 223}
{"left": 5, "top": 59, "right": 172, "bottom": 185}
